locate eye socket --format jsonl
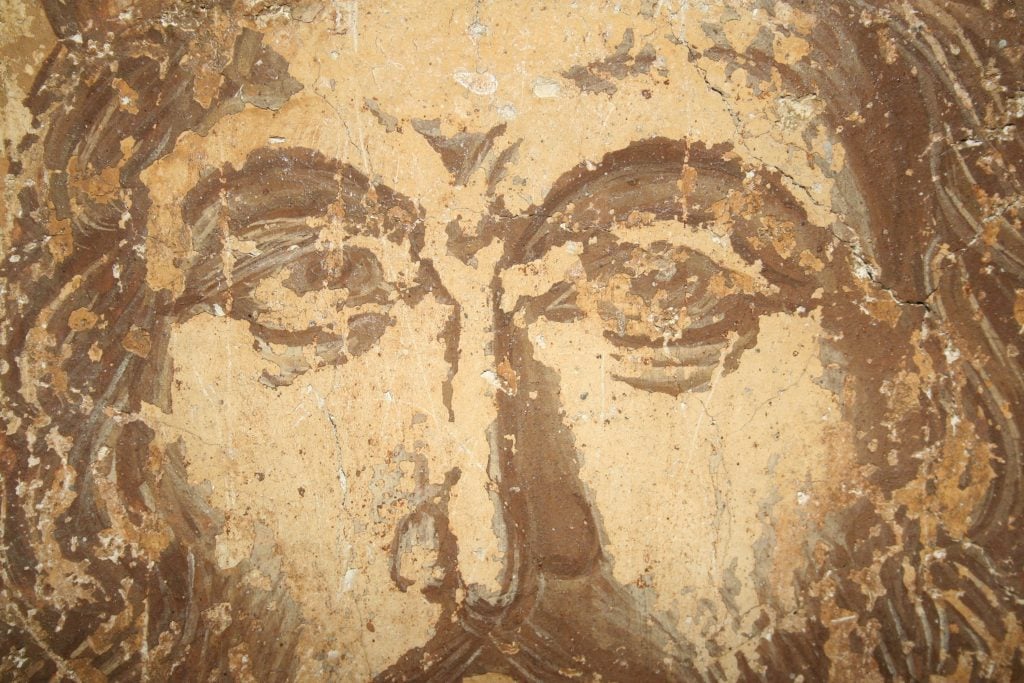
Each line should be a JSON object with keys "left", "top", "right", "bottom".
{"left": 536, "top": 237, "right": 759, "bottom": 338}
{"left": 176, "top": 150, "right": 429, "bottom": 374}
{"left": 200, "top": 243, "right": 413, "bottom": 383}
{"left": 278, "top": 246, "right": 394, "bottom": 306}
{"left": 529, "top": 236, "right": 765, "bottom": 396}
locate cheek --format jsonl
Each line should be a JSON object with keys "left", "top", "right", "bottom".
{"left": 152, "top": 296, "right": 456, "bottom": 676}
{"left": 527, "top": 312, "right": 857, "bottom": 655}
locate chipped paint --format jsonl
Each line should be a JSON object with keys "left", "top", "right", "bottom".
{"left": 2, "top": 1, "right": 1022, "bottom": 680}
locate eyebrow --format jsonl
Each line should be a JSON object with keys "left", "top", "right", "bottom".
{"left": 500, "top": 137, "right": 823, "bottom": 296}
{"left": 501, "top": 137, "right": 745, "bottom": 268}
{"left": 180, "top": 147, "right": 347, "bottom": 229}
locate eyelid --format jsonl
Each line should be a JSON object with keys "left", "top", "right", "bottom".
{"left": 247, "top": 320, "right": 346, "bottom": 347}
{"left": 520, "top": 235, "right": 759, "bottom": 329}
{"left": 508, "top": 220, "right": 765, "bottom": 309}
{"left": 604, "top": 220, "right": 766, "bottom": 284}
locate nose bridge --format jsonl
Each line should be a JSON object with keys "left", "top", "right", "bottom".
{"left": 425, "top": 233, "right": 509, "bottom": 597}
{"left": 445, "top": 272, "right": 501, "bottom": 455}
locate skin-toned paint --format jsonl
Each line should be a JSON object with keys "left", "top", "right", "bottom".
{"left": 1, "top": 1, "right": 1021, "bottom": 680}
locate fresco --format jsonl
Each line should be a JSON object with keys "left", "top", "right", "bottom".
{"left": 1, "top": 1, "right": 1022, "bottom": 680}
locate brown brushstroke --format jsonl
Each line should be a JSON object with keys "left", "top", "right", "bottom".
{"left": 562, "top": 28, "right": 659, "bottom": 95}
{"left": 2, "top": 2, "right": 1022, "bottom": 681}
{"left": 411, "top": 119, "right": 508, "bottom": 186}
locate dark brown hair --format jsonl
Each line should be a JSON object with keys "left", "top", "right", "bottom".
{"left": 1, "top": 1, "right": 1021, "bottom": 679}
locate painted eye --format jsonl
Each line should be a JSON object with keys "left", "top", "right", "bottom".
{"left": 230, "top": 244, "right": 401, "bottom": 346}
{"left": 278, "top": 246, "right": 394, "bottom": 306}
{"left": 333, "top": 248, "right": 393, "bottom": 305}
{"left": 210, "top": 244, "right": 407, "bottom": 387}
{"left": 532, "top": 237, "right": 763, "bottom": 396}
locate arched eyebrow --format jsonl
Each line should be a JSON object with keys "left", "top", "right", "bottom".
{"left": 180, "top": 146, "right": 411, "bottom": 240}
{"left": 499, "top": 137, "right": 825, "bottom": 296}
{"left": 501, "top": 137, "right": 745, "bottom": 268}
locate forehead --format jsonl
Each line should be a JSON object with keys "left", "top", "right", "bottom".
{"left": 143, "top": 2, "right": 840, "bottom": 233}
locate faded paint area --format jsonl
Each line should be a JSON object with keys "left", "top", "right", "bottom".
{"left": 530, "top": 310, "right": 856, "bottom": 673}
{"left": 154, "top": 306, "right": 449, "bottom": 676}
{"left": 2, "top": 1, "right": 1022, "bottom": 681}
{"left": 0, "top": 0, "right": 55, "bottom": 260}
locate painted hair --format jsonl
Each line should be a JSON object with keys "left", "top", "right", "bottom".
{"left": 2, "top": 1, "right": 1021, "bottom": 679}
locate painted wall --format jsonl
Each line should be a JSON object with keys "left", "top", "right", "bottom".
{"left": 2, "top": 1, "right": 1022, "bottom": 680}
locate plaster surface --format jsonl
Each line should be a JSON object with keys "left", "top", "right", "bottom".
{"left": 1, "top": 1, "right": 1022, "bottom": 680}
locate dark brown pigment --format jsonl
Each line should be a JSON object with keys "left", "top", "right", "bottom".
{"left": 1, "top": 2, "right": 1022, "bottom": 681}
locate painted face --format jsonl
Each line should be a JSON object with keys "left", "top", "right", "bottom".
{"left": 496, "top": 140, "right": 856, "bottom": 644}
{"left": 139, "top": 3, "right": 862, "bottom": 678}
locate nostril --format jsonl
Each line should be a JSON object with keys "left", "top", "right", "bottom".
{"left": 390, "top": 511, "right": 443, "bottom": 593}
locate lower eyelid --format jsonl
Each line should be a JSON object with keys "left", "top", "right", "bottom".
{"left": 604, "top": 335, "right": 739, "bottom": 396}
{"left": 650, "top": 342, "right": 724, "bottom": 366}
{"left": 609, "top": 338, "right": 726, "bottom": 365}
{"left": 247, "top": 320, "right": 346, "bottom": 347}
{"left": 611, "top": 372, "right": 716, "bottom": 396}
{"left": 249, "top": 311, "right": 394, "bottom": 362}
{"left": 609, "top": 357, "right": 719, "bottom": 396}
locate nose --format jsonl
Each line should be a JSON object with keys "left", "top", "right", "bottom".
{"left": 492, "top": 304, "right": 602, "bottom": 579}
{"left": 422, "top": 225, "right": 603, "bottom": 603}
{"left": 428, "top": 239, "right": 510, "bottom": 600}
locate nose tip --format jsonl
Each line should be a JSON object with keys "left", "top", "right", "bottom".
{"left": 442, "top": 398, "right": 509, "bottom": 600}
